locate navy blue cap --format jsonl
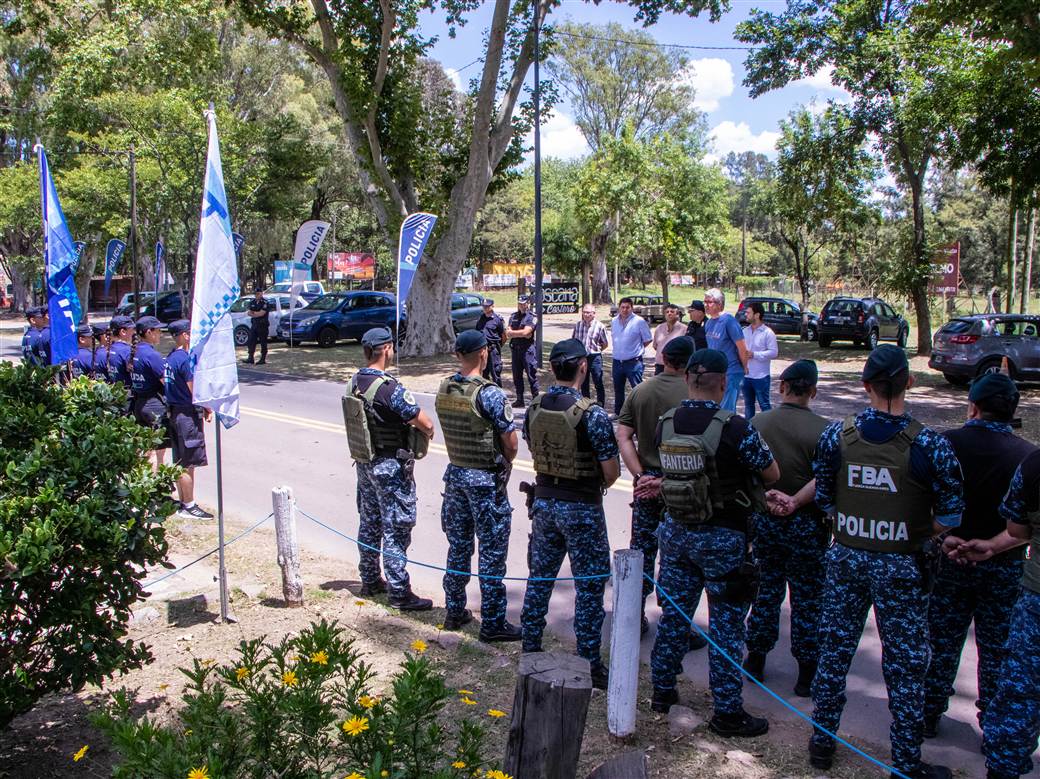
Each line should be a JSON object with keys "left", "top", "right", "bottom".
{"left": 518, "top": 295, "right": 530, "bottom": 304}
{"left": 168, "top": 319, "right": 191, "bottom": 337}
{"left": 780, "top": 359, "right": 819, "bottom": 384}
{"left": 686, "top": 348, "right": 728, "bottom": 375}
{"left": 862, "top": 344, "right": 908, "bottom": 381}
{"left": 661, "top": 335, "right": 695, "bottom": 364}
{"left": 110, "top": 315, "right": 135, "bottom": 331}
{"left": 454, "top": 329, "right": 488, "bottom": 354}
{"left": 969, "top": 372, "right": 1018, "bottom": 404}
{"left": 91, "top": 325, "right": 107, "bottom": 338}
{"left": 135, "top": 315, "right": 162, "bottom": 333}
{"left": 549, "top": 338, "right": 588, "bottom": 362}
{"left": 76, "top": 324, "right": 94, "bottom": 338}
{"left": 25, "top": 305, "right": 46, "bottom": 319}
{"left": 361, "top": 327, "right": 393, "bottom": 348}
{"left": 481, "top": 298, "right": 494, "bottom": 307}
{"left": 687, "top": 300, "right": 705, "bottom": 312}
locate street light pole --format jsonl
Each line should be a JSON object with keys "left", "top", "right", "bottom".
{"left": 129, "top": 143, "right": 140, "bottom": 318}
{"left": 532, "top": 0, "right": 544, "bottom": 368}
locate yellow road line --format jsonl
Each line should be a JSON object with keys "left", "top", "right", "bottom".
{"left": 239, "top": 404, "right": 632, "bottom": 493}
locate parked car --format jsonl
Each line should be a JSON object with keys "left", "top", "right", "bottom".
{"left": 266, "top": 281, "right": 326, "bottom": 302}
{"left": 450, "top": 293, "right": 486, "bottom": 332}
{"left": 817, "top": 296, "right": 909, "bottom": 349}
{"left": 608, "top": 294, "right": 673, "bottom": 323}
{"left": 736, "top": 296, "right": 819, "bottom": 341}
{"left": 117, "top": 290, "right": 183, "bottom": 323}
{"left": 929, "top": 314, "right": 1040, "bottom": 386}
{"left": 115, "top": 291, "right": 156, "bottom": 312}
{"left": 229, "top": 294, "right": 308, "bottom": 346}
{"left": 276, "top": 291, "right": 403, "bottom": 347}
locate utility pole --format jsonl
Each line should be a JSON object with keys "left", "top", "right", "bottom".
{"left": 532, "top": 0, "right": 544, "bottom": 368}
{"left": 129, "top": 143, "right": 140, "bottom": 318}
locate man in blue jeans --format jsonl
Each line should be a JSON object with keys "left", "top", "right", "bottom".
{"left": 703, "top": 288, "right": 749, "bottom": 412}
{"left": 741, "top": 301, "right": 777, "bottom": 419}
{"left": 610, "top": 297, "right": 652, "bottom": 415}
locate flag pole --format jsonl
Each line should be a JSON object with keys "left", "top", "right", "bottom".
{"left": 215, "top": 419, "right": 231, "bottom": 622}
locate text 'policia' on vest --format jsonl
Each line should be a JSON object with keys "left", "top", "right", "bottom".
{"left": 343, "top": 373, "right": 428, "bottom": 462}
{"left": 435, "top": 375, "right": 500, "bottom": 470}
{"left": 833, "top": 415, "right": 933, "bottom": 553}
{"left": 527, "top": 392, "right": 602, "bottom": 503}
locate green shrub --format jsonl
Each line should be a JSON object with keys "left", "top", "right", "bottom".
{"left": 0, "top": 363, "right": 174, "bottom": 728}
{"left": 94, "top": 619, "right": 510, "bottom": 779}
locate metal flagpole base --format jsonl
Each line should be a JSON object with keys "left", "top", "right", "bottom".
{"left": 215, "top": 422, "right": 236, "bottom": 624}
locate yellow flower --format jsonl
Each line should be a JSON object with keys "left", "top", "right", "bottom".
{"left": 158, "top": 683, "right": 169, "bottom": 692}
{"left": 282, "top": 670, "right": 298, "bottom": 687}
{"left": 485, "top": 771, "right": 513, "bottom": 779}
{"left": 487, "top": 709, "right": 506, "bottom": 718}
{"left": 187, "top": 768, "right": 210, "bottom": 779}
{"left": 436, "top": 623, "right": 445, "bottom": 630}
{"left": 201, "top": 658, "right": 216, "bottom": 667}
{"left": 355, "top": 599, "right": 366, "bottom": 606}
{"left": 387, "top": 738, "right": 394, "bottom": 745}
{"left": 410, "top": 639, "right": 427, "bottom": 654}
{"left": 235, "top": 667, "right": 250, "bottom": 681}
{"left": 72, "top": 745, "right": 89, "bottom": 762}
{"left": 452, "top": 760, "right": 467, "bottom": 769}
{"left": 358, "top": 694, "right": 378, "bottom": 709}
{"left": 310, "top": 650, "right": 329, "bottom": 666}
{"left": 345, "top": 774, "right": 364, "bottom": 779}
{"left": 184, "top": 729, "right": 193, "bottom": 736}
{"left": 460, "top": 696, "right": 477, "bottom": 705}
{"left": 381, "top": 772, "right": 389, "bottom": 778}
{"left": 341, "top": 716, "right": 370, "bottom": 736}
{"left": 457, "top": 689, "right": 475, "bottom": 695}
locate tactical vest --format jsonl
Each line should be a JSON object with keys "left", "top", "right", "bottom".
{"left": 527, "top": 392, "right": 601, "bottom": 502}
{"left": 342, "top": 373, "right": 411, "bottom": 463}
{"left": 435, "top": 375, "right": 499, "bottom": 469}
{"left": 833, "top": 415, "right": 933, "bottom": 553}
{"left": 751, "top": 404, "right": 829, "bottom": 501}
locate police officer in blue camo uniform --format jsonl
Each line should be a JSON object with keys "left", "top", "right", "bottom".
{"left": 71, "top": 324, "right": 102, "bottom": 379}
{"left": 649, "top": 348, "right": 779, "bottom": 738}
{"left": 475, "top": 298, "right": 506, "bottom": 387}
{"left": 809, "top": 345, "right": 964, "bottom": 779}
{"left": 346, "top": 327, "right": 435, "bottom": 611}
{"left": 130, "top": 316, "right": 171, "bottom": 469}
{"left": 435, "top": 329, "right": 521, "bottom": 640}
{"left": 21, "top": 306, "right": 51, "bottom": 366}
{"left": 520, "top": 338, "right": 620, "bottom": 689}
{"left": 506, "top": 296, "right": 539, "bottom": 408}
{"left": 924, "top": 373, "right": 1036, "bottom": 738}
{"left": 980, "top": 447, "right": 1040, "bottom": 779}
{"left": 744, "top": 359, "right": 830, "bottom": 697}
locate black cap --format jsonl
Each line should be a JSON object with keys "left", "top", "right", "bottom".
{"left": 110, "top": 315, "right": 135, "bottom": 331}
{"left": 969, "top": 372, "right": 1019, "bottom": 404}
{"left": 91, "top": 325, "right": 107, "bottom": 338}
{"left": 454, "top": 329, "right": 488, "bottom": 354}
{"left": 76, "top": 324, "right": 94, "bottom": 338}
{"left": 518, "top": 295, "right": 530, "bottom": 304}
{"left": 549, "top": 338, "right": 588, "bottom": 362}
{"left": 25, "top": 305, "right": 46, "bottom": 319}
{"left": 780, "top": 359, "right": 819, "bottom": 384}
{"left": 862, "top": 344, "right": 908, "bottom": 381}
{"left": 481, "top": 298, "right": 494, "bottom": 307}
{"left": 169, "top": 319, "right": 191, "bottom": 337}
{"left": 686, "top": 348, "right": 728, "bottom": 375}
{"left": 661, "top": 335, "right": 695, "bottom": 364}
{"left": 361, "top": 327, "right": 393, "bottom": 348}
{"left": 135, "top": 315, "right": 163, "bottom": 333}
{"left": 687, "top": 300, "right": 705, "bottom": 312}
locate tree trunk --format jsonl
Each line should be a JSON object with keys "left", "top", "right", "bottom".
{"left": 907, "top": 171, "right": 932, "bottom": 355}
{"left": 74, "top": 246, "right": 99, "bottom": 322}
{"left": 1022, "top": 207, "right": 1036, "bottom": 314}
{"left": 580, "top": 255, "right": 590, "bottom": 305}
{"left": 657, "top": 266, "right": 669, "bottom": 302}
{"left": 1006, "top": 196, "right": 1019, "bottom": 314}
{"left": 590, "top": 229, "right": 611, "bottom": 305}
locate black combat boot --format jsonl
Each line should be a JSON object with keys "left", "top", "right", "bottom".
{"left": 793, "top": 660, "right": 817, "bottom": 697}
{"left": 359, "top": 578, "right": 386, "bottom": 597}
{"left": 651, "top": 687, "right": 679, "bottom": 713}
{"left": 590, "top": 664, "right": 609, "bottom": 690}
{"left": 708, "top": 709, "right": 769, "bottom": 737}
{"left": 388, "top": 590, "right": 433, "bottom": 611}
{"left": 479, "top": 622, "right": 522, "bottom": 643}
{"left": 923, "top": 712, "right": 940, "bottom": 739}
{"left": 743, "top": 651, "right": 766, "bottom": 682}
{"left": 987, "top": 771, "right": 1019, "bottom": 779}
{"left": 808, "top": 737, "right": 835, "bottom": 769}
{"left": 891, "top": 764, "right": 952, "bottom": 779}
{"left": 689, "top": 630, "right": 708, "bottom": 650}
{"left": 442, "top": 609, "right": 473, "bottom": 631}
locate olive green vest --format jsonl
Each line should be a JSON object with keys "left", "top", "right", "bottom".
{"left": 833, "top": 415, "right": 933, "bottom": 553}
{"left": 343, "top": 374, "right": 425, "bottom": 463}
{"left": 1022, "top": 505, "right": 1040, "bottom": 595}
{"left": 659, "top": 409, "right": 730, "bottom": 525}
{"left": 751, "top": 403, "right": 829, "bottom": 499}
{"left": 527, "top": 394, "right": 600, "bottom": 483}
{"left": 435, "top": 375, "right": 500, "bottom": 470}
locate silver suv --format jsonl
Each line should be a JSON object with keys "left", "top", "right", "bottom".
{"left": 929, "top": 314, "right": 1040, "bottom": 385}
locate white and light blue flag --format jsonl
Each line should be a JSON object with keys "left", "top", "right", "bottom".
{"left": 190, "top": 111, "right": 240, "bottom": 428}
{"left": 37, "top": 144, "right": 81, "bottom": 364}
{"left": 396, "top": 212, "right": 437, "bottom": 336}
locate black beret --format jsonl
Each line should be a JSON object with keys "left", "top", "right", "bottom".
{"left": 687, "top": 300, "right": 705, "bottom": 312}
{"left": 135, "top": 315, "right": 163, "bottom": 333}
{"left": 76, "top": 324, "right": 94, "bottom": 338}
{"left": 969, "top": 372, "right": 1019, "bottom": 404}
{"left": 661, "top": 335, "right": 695, "bottom": 363}
{"left": 361, "top": 327, "right": 393, "bottom": 348}
{"left": 168, "top": 319, "right": 191, "bottom": 337}
{"left": 549, "top": 338, "right": 588, "bottom": 362}
{"left": 110, "top": 315, "right": 135, "bottom": 331}
{"left": 686, "top": 348, "right": 728, "bottom": 375}
{"left": 862, "top": 344, "right": 908, "bottom": 381}
{"left": 455, "top": 329, "right": 487, "bottom": 354}
{"left": 780, "top": 359, "right": 819, "bottom": 384}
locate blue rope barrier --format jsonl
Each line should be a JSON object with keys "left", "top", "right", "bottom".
{"left": 140, "top": 513, "right": 274, "bottom": 589}
{"left": 646, "top": 572, "right": 911, "bottom": 779}
{"left": 298, "top": 508, "right": 610, "bottom": 583}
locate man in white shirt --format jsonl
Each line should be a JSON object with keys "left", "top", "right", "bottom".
{"left": 652, "top": 304, "right": 687, "bottom": 375}
{"left": 741, "top": 301, "right": 778, "bottom": 419}
{"left": 610, "top": 297, "right": 653, "bottom": 415}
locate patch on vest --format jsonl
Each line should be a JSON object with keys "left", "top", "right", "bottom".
{"left": 402, "top": 388, "right": 416, "bottom": 406}
{"left": 836, "top": 512, "right": 910, "bottom": 542}
{"left": 661, "top": 451, "right": 705, "bottom": 474}
{"left": 847, "top": 463, "right": 898, "bottom": 492}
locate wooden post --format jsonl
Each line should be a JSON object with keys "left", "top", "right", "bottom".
{"left": 607, "top": 549, "right": 643, "bottom": 738}
{"left": 503, "top": 652, "right": 592, "bottom": 779}
{"left": 272, "top": 486, "right": 303, "bottom": 607}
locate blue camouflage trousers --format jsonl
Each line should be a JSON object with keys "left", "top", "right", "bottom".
{"left": 356, "top": 458, "right": 416, "bottom": 596}
{"left": 925, "top": 554, "right": 1023, "bottom": 722}
{"left": 630, "top": 473, "right": 665, "bottom": 606}
{"left": 441, "top": 482, "right": 512, "bottom": 627}
{"left": 982, "top": 588, "right": 1040, "bottom": 778}
{"left": 811, "top": 545, "right": 931, "bottom": 774}
{"left": 746, "top": 511, "right": 829, "bottom": 663}
{"left": 520, "top": 497, "right": 610, "bottom": 669}
{"left": 650, "top": 519, "right": 749, "bottom": 715}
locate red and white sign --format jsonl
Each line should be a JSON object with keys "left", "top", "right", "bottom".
{"left": 328, "top": 252, "right": 375, "bottom": 280}
{"left": 930, "top": 242, "right": 960, "bottom": 294}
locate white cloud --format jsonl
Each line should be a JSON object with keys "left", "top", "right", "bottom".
{"left": 679, "top": 58, "right": 735, "bottom": 112}
{"left": 525, "top": 111, "right": 590, "bottom": 161}
{"left": 444, "top": 68, "right": 463, "bottom": 92}
{"left": 791, "top": 65, "right": 839, "bottom": 91}
{"left": 705, "top": 121, "right": 781, "bottom": 161}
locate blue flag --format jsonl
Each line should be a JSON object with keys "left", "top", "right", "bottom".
{"left": 396, "top": 212, "right": 437, "bottom": 335}
{"left": 37, "top": 145, "right": 81, "bottom": 364}
{"left": 72, "top": 241, "right": 86, "bottom": 273}
{"left": 103, "top": 238, "right": 127, "bottom": 297}
{"left": 155, "top": 240, "right": 165, "bottom": 292}
{"left": 232, "top": 231, "right": 245, "bottom": 257}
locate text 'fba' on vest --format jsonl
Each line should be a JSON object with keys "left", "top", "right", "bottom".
{"left": 661, "top": 451, "right": 705, "bottom": 473}
{"left": 847, "top": 463, "right": 898, "bottom": 492}
{"left": 836, "top": 512, "right": 910, "bottom": 542}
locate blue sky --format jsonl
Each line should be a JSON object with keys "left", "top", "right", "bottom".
{"left": 419, "top": 0, "right": 851, "bottom": 164}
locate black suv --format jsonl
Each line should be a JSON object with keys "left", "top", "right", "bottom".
{"left": 116, "top": 290, "right": 184, "bottom": 323}
{"left": 736, "top": 296, "right": 819, "bottom": 341}
{"left": 818, "top": 296, "right": 909, "bottom": 349}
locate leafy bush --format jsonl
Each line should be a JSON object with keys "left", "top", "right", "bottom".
{"left": 0, "top": 363, "right": 174, "bottom": 728}
{"left": 95, "top": 619, "right": 511, "bottom": 779}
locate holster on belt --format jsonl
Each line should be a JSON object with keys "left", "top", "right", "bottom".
{"left": 519, "top": 481, "right": 535, "bottom": 512}
{"left": 915, "top": 539, "right": 941, "bottom": 594}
